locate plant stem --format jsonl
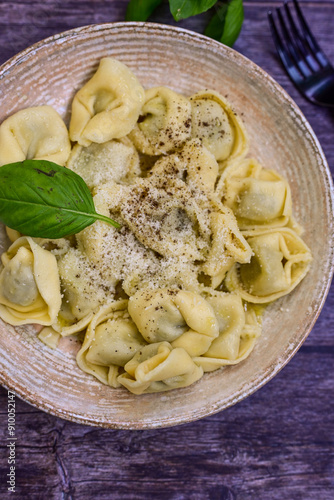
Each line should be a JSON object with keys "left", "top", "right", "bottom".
{"left": 94, "top": 212, "right": 121, "bottom": 229}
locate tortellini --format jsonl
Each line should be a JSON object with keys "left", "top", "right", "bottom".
{"left": 0, "top": 106, "right": 71, "bottom": 166}
{"left": 117, "top": 342, "right": 203, "bottom": 395}
{"left": 0, "top": 237, "right": 61, "bottom": 325}
{"left": 57, "top": 247, "right": 112, "bottom": 321}
{"left": 38, "top": 326, "right": 61, "bottom": 350}
{"left": 190, "top": 90, "right": 249, "bottom": 167}
{"left": 5, "top": 227, "right": 21, "bottom": 243}
{"left": 225, "top": 228, "right": 312, "bottom": 303}
{"left": 0, "top": 58, "right": 312, "bottom": 397}
{"left": 149, "top": 139, "right": 219, "bottom": 193}
{"left": 128, "top": 288, "right": 219, "bottom": 355}
{"left": 75, "top": 183, "right": 161, "bottom": 294}
{"left": 193, "top": 291, "right": 262, "bottom": 372}
{"left": 69, "top": 57, "right": 145, "bottom": 146}
{"left": 217, "top": 158, "right": 292, "bottom": 229}
{"left": 105, "top": 177, "right": 211, "bottom": 261}
{"left": 122, "top": 256, "right": 201, "bottom": 298}
{"left": 77, "top": 301, "right": 147, "bottom": 387}
{"left": 129, "top": 87, "right": 192, "bottom": 155}
{"left": 66, "top": 137, "right": 140, "bottom": 190}
{"left": 201, "top": 208, "right": 253, "bottom": 288}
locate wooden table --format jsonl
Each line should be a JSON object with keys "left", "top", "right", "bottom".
{"left": 0, "top": 1, "right": 333, "bottom": 498}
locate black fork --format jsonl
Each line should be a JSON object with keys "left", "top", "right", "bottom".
{"left": 268, "top": 0, "right": 334, "bottom": 108}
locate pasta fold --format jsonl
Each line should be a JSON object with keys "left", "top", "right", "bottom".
{"left": 189, "top": 90, "right": 249, "bottom": 167}
{"left": 107, "top": 177, "right": 211, "bottom": 260}
{"left": 149, "top": 139, "right": 219, "bottom": 193}
{"left": 69, "top": 57, "right": 145, "bottom": 146}
{"left": 66, "top": 137, "right": 140, "bottom": 190}
{"left": 128, "top": 288, "right": 219, "bottom": 355}
{"left": 0, "top": 106, "right": 70, "bottom": 166}
{"left": 194, "top": 295, "right": 262, "bottom": 372}
{"left": 217, "top": 158, "right": 292, "bottom": 229}
{"left": 0, "top": 237, "right": 61, "bottom": 325}
{"left": 117, "top": 342, "right": 204, "bottom": 395}
{"left": 129, "top": 87, "right": 192, "bottom": 155}
{"left": 225, "top": 228, "right": 312, "bottom": 303}
{"left": 57, "top": 247, "right": 113, "bottom": 321}
{"left": 201, "top": 208, "right": 253, "bottom": 288}
{"left": 76, "top": 301, "right": 146, "bottom": 387}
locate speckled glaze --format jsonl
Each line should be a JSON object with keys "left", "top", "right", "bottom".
{"left": 0, "top": 23, "right": 333, "bottom": 429}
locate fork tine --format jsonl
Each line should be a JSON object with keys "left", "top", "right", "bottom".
{"left": 268, "top": 11, "right": 304, "bottom": 84}
{"left": 276, "top": 7, "right": 312, "bottom": 78}
{"left": 283, "top": 2, "right": 319, "bottom": 72}
{"left": 293, "top": 0, "right": 331, "bottom": 68}
{"left": 268, "top": 2, "right": 334, "bottom": 107}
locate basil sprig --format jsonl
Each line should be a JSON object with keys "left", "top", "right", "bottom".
{"left": 205, "top": 0, "right": 244, "bottom": 46}
{"left": 0, "top": 160, "right": 121, "bottom": 239}
{"left": 125, "top": 0, "right": 244, "bottom": 47}
{"left": 169, "top": 0, "right": 218, "bottom": 22}
{"left": 125, "top": 0, "right": 163, "bottom": 21}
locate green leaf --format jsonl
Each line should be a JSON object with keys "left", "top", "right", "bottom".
{"left": 204, "top": 2, "right": 228, "bottom": 40}
{"left": 125, "top": 0, "right": 163, "bottom": 21}
{"left": 169, "top": 0, "right": 218, "bottom": 21}
{"left": 0, "top": 160, "right": 121, "bottom": 239}
{"left": 205, "top": 0, "right": 244, "bottom": 47}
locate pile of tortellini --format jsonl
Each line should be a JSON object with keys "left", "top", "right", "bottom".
{"left": 0, "top": 57, "right": 312, "bottom": 395}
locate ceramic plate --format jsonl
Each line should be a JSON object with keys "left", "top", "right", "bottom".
{"left": 0, "top": 23, "right": 333, "bottom": 428}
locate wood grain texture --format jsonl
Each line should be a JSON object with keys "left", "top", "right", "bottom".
{"left": 0, "top": 1, "right": 333, "bottom": 499}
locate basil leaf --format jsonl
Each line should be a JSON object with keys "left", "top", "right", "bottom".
{"left": 169, "top": 0, "right": 218, "bottom": 21}
{"left": 125, "top": 0, "right": 163, "bottom": 21}
{"left": 204, "top": 3, "right": 229, "bottom": 41}
{"left": 205, "top": 0, "right": 244, "bottom": 47}
{"left": 0, "top": 160, "right": 120, "bottom": 239}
